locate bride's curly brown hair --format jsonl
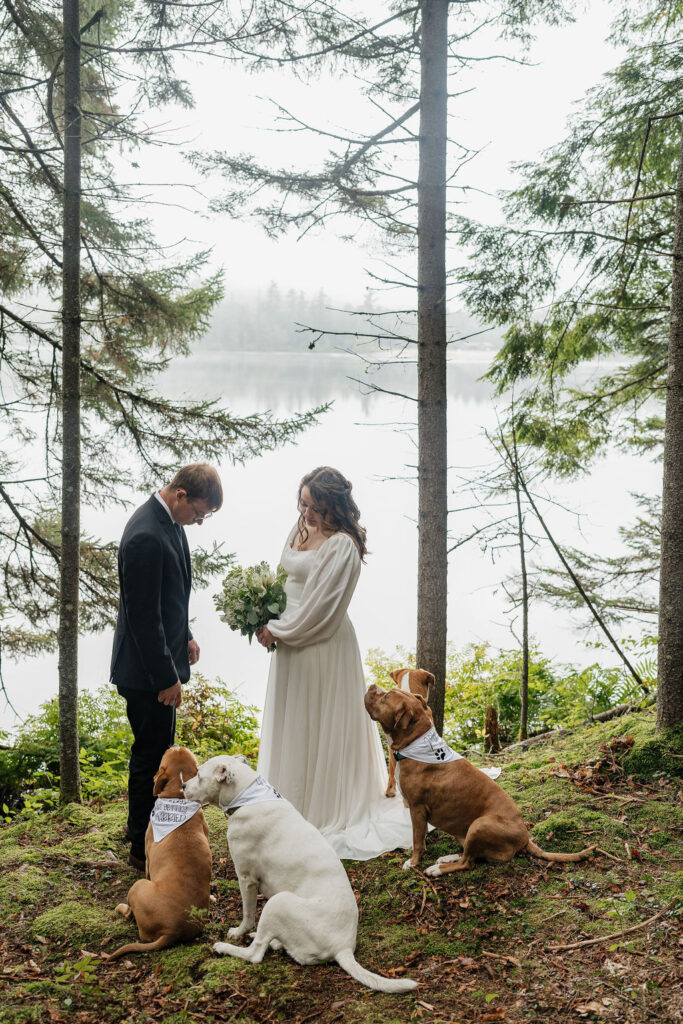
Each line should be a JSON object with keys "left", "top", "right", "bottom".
{"left": 296, "top": 466, "right": 368, "bottom": 561}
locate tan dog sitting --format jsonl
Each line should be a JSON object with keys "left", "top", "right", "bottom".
{"left": 385, "top": 669, "right": 435, "bottom": 798}
{"left": 107, "top": 746, "right": 212, "bottom": 958}
{"left": 364, "top": 686, "right": 595, "bottom": 877}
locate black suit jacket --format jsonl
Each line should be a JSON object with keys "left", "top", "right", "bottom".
{"left": 110, "top": 495, "right": 193, "bottom": 693}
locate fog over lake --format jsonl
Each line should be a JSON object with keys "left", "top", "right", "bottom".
{"left": 0, "top": 333, "right": 661, "bottom": 730}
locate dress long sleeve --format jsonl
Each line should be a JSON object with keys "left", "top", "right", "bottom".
{"left": 267, "top": 532, "right": 360, "bottom": 648}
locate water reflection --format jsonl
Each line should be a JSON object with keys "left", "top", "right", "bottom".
{"left": 162, "top": 350, "right": 495, "bottom": 412}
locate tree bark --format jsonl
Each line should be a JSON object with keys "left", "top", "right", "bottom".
{"left": 59, "top": 0, "right": 82, "bottom": 804}
{"left": 657, "top": 122, "right": 683, "bottom": 731}
{"left": 511, "top": 428, "right": 529, "bottom": 740}
{"left": 416, "top": 0, "right": 449, "bottom": 735}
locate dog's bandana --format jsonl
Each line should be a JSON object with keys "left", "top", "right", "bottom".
{"left": 220, "top": 775, "right": 283, "bottom": 816}
{"left": 150, "top": 798, "right": 202, "bottom": 843}
{"left": 393, "top": 726, "right": 463, "bottom": 764}
{"left": 393, "top": 728, "right": 502, "bottom": 779}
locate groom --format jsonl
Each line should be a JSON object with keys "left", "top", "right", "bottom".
{"left": 110, "top": 463, "right": 223, "bottom": 870}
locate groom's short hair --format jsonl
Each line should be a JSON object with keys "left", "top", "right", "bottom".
{"left": 169, "top": 463, "right": 223, "bottom": 509}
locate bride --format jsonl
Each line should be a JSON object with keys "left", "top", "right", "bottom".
{"left": 255, "top": 466, "right": 412, "bottom": 860}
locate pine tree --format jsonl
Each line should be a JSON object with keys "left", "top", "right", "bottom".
{"left": 192, "top": 0, "right": 569, "bottom": 730}
{"left": 455, "top": 0, "right": 683, "bottom": 726}
{"left": 0, "top": 0, "right": 322, "bottom": 793}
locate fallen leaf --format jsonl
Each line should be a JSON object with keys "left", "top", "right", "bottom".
{"left": 575, "top": 1001, "right": 604, "bottom": 1015}
{"left": 417, "top": 1001, "right": 435, "bottom": 1011}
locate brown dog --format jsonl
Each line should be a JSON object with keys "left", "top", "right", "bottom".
{"left": 364, "top": 685, "right": 595, "bottom": 877}
{"left": 384, "top": 669, "right": 435, "bottom": 798}
{"left": 107, "top": 746, "right": 212, "bottom": 958}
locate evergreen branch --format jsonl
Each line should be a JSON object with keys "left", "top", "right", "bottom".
{"left": 573, "top": 362, "right": 666, "bottom": 414}
{"left": 0, "top": 96, "right": 62, "bottom": 193}
{"left": 346, "top": 377, "right": 416, "bottom": 401}
{"left": 0, "top": 483, "right": 59, "bottom": 561}
{"left": 0, "top": 183, "right": 62, "bottom": 267}
{"left": 497, "top": 434, "right": 649, "bottom": 694}
{"left": 564, "top": 191, "right": 675, "bottom": 207}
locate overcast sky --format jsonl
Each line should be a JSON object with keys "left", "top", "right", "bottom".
{"left": 129, "top": 0, "right": 622, "bottom": 305}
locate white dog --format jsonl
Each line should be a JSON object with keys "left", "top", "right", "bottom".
{"left": 183, "top": 755, "right": 417, "bottom": 994}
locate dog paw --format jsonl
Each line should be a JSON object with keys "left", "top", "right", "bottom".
{"left": 115, "top": 903, "right": 129, "bottom": 918}
{"left": 424, "top": 864, "right": 442, "bottom": 878}
{"left": 385, "top": 786, "right": 396, "bottom": 799}
{"left": 436, "top": 854, "right": 460, "bottom": 864}
{"left": 227, "top": 927, "right": 244, "bottom": 940}
{"left": 213, "top": 942, "right": 230, "bottom": 955}
{"left": 402, "top": 858, "right": 416, "bottom": 871}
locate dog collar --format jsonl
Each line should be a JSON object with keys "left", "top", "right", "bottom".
{"left": 150, "top": 797, "right": 202, "bottom": 843}
{"left": 393, "top": 726, "right": 463, "bottom": 765}
{"left": 220, "top": 775, "right": 283, "bottom": 817}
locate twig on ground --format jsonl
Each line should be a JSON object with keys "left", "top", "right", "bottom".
{"left": 481, "top": 950, "right": 521, "bottom": 967}
{"left": 595, "top": 847, "right": 625, "bottom": 863}
{"left": 547, "top": 900, "right": 678, "bottom": 952}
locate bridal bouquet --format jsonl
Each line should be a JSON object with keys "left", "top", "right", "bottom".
{"left": 213, "top": 562, "right": 287, "bottom": 645}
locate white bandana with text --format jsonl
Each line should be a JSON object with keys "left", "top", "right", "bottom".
{"left": 150, "top": 798, "right": 202, "bottom": 843}
{"left": 395, "top": 725, "right": 463, "bottom": 764}
{"left": 395, "top": 727, "right": 501, "bottom": 779}
{"left": 220, "top": 775, "right": 283, "bottom": 814}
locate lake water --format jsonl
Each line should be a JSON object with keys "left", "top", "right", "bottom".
{"left": 0, "top": 349, "right": 661, "bottom": 730}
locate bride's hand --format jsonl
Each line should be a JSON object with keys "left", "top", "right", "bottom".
{"left": 256, "top": 626, "right": 276, "bottom": 649}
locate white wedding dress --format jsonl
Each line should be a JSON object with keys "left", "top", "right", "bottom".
{"left": 257, "top": 526, "right": 413, "bottom": 860}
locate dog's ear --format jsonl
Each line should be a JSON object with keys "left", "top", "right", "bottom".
{"left": 213, "top": 763, "right": 236, "bottom": 785}
{"left": 415, "top": 669, "right": 435, "bottom": 691}
{"left": 153, "top": 767, "right": 167, "bottom": 796}
{"left": 414, "top": 693, "right": 428, "bottom": 709}
{"left": 392, "top": 706, "right": 411, "bottom": 732}
{"left": 389, "top": 669, "right": 403, "bottom": 684}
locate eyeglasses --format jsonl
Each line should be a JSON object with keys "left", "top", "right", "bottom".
{"left": 189, "top": 499, "right": 216, "bottom": 521}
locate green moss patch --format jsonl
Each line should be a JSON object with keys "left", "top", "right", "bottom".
{"left": 0, "top": 865, "right": 50, "bottom": 909}
{"left": 30, "top": 900, "right": 127, "bottom": 942}
{"left": 1, "top": 707, "right": 682, "bottom": 1024}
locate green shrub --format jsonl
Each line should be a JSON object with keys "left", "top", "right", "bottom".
{"left": 365, "top": 639, "right": 652, "bottom": 751}
{"left": 175, "top": 672, "right": 260, "bottom": 764}
{"left": 1, "top": 675, "right": 260, "bottom": 814}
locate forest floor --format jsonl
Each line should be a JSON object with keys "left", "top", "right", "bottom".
{"left": 1, "top": 706, "right": 682, "bottom": 1024}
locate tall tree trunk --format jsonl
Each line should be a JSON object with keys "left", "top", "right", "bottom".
{"left": 416, "top": 0, "right": 448, "bottom": 734}
{"left": 59, "top": 0, "right": 82, "bottom": 803}
{"left": 511, "top": 431, "right": 529, "bottom": 740}
{"left": 657, "top": 123, "right": 683, "bottom": 731}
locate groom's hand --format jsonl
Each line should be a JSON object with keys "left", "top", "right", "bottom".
{"left": 188, "top": 638, "right": 200, "bottom": 665}
{"left": 158, "top": 681, "right": 182, "bottom": 707}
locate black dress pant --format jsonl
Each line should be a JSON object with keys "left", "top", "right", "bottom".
{"left": 119, "top": 687, "right": 176, "bottom": 859}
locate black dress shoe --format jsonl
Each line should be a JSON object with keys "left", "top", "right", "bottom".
{"left": 127, "top": 851, "right": 146, "bottom": 872}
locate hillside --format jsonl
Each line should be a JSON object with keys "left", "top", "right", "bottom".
{"left": 1, "top": 707, "right": 681, "bottom": 1024}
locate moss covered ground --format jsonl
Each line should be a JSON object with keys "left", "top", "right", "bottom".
{"left": 0, "top": 707, "right": 681, "bottom": 1023}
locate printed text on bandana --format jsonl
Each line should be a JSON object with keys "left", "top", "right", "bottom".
{"left": 150, "top": 798, "right": 202, "bottom": 843}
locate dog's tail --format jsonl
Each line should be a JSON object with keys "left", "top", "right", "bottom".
{"left": 525, "top": 840, "right": 597, "bottom": 863}
{"left": 104, "top": 935, "right": 174, "bottom": 960}
{"left": 335, "top": 948, "right": 417, "bottom": 993}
